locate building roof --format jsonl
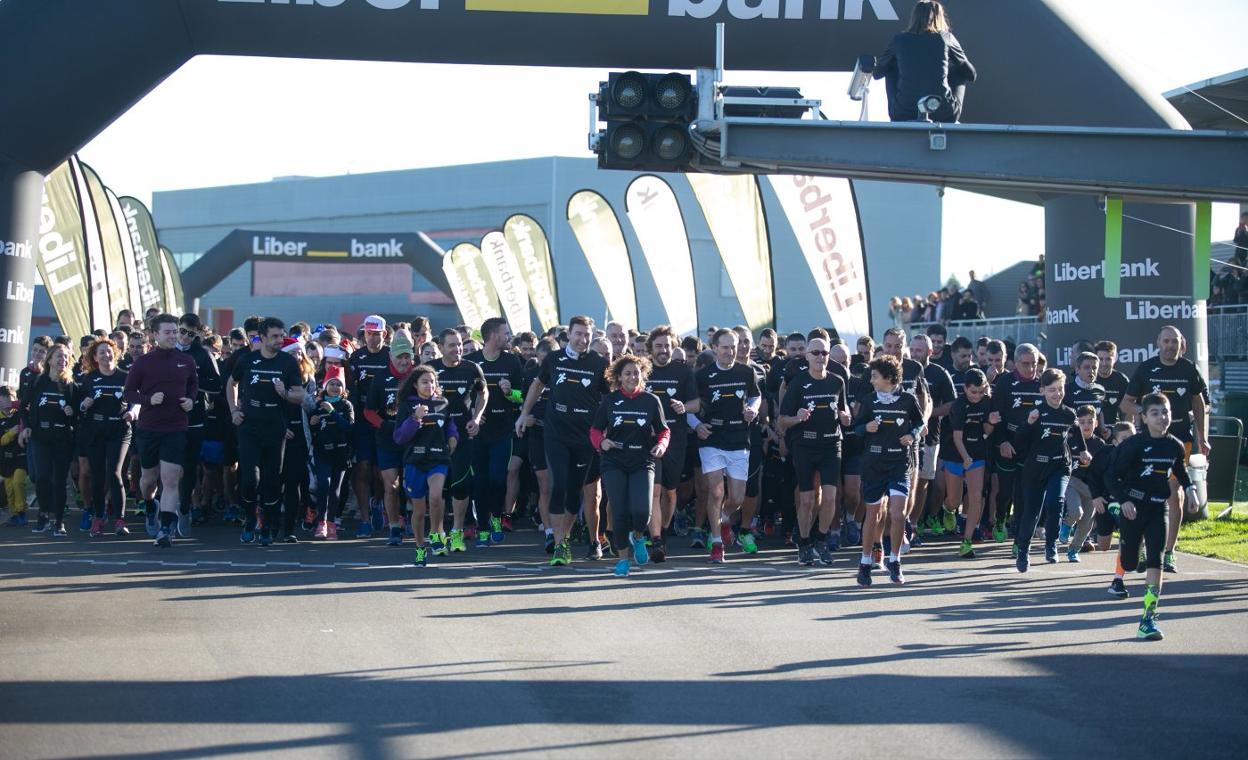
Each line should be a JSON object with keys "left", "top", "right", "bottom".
{"left": 1164, "top": 69, "right": 1248, "bottom": 130}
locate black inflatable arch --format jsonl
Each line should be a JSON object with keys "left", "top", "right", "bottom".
{"left": 0, "top": 0, "right": 1191, "bottom": 384}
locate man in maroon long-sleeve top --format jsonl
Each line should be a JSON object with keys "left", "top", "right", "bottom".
{"left": 123, "top": 313, "right": 198, "bottom": 548}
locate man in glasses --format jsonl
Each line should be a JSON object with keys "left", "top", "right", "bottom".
{"left": 176, "top": 314, "right": 221, "bottom": 532}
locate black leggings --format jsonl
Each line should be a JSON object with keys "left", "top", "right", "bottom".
{"left": 32, "top": 438, "right": 72, "bottom": 524}
{"left": 545, "top": 436, "right": 595, "bottom": 516}
{"left": 88, "top": 427, "right": 131, "bottom": 520}
{"left": 1120, "top": 501, "right": 1167, "bottom": 571}
{"left": 237, "top": 426, "right": 285, "bottom": 530}
{"left": 994, "top": 458, "right": 1025, "bottom": 525}
{"left": 314, "top": 456, "right": 348, "bottom": 523}
{"left": 282, "top": 435, "right": 311, "bottom": 533}
{"left": 178, "top": 428, "right": 204, "bottom": 516}
{"left": 601, "top": 465, "right": 654, "bottom": 551}
{"left": 471, "top": 436, "right": 511, "bottom": 522}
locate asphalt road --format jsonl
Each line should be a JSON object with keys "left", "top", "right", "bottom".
{"left": 2, "top": 519, "right": 1246, "bottom": 759}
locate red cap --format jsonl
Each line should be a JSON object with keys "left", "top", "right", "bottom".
{"left": 281, "top": 337, "right": 301, "bottom": 353}
{"left": 322, "top": 364, "right": 344, "bottom": 388}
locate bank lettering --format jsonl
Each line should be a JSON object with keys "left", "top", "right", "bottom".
{"left": 1053, "top": 258, "right": 1161, "bottom": 283}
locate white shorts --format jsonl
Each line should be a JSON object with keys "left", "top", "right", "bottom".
{"left": 699, "top": 447, "right": 749, "bottom": 482}
{"left": 919, "top": 444, "right": 940, "bottom": 481}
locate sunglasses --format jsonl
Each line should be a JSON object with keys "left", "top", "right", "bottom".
{"left": 807, "top": 350, "right": 829, "bottom": 357}
{"left": 178, "top": 328, "right": 196, "bottom": 337}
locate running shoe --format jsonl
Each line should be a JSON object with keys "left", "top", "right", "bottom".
{"left": 89, "top": 517, "right": 104, "bottom": 538}
{"left": 500, "top": 514, "right": 513, "bottom": 532}
{"left": 992, "top": 522, "right": 1008, "bottom": 543}
{"left": 739, "top": 531, "right": 759, "bottom": 554}
{"left": 464, "top": 524, "right": 479, "bottom": 542}
{"left": 798, "top": 544, "right": 816, "bottom": 567}
{"left": 258, "top": 530, "right": 273, "bottom": 547}
{"left": 154, "top": 526, "right": 172, "bottom": 547}
{"left": 613, "top": 558, "right": 630, "bottom": 577}
{"left": 355, "top": 521, "right": 372, "bottom": 539}
{"left": 551, "top": 541, "right": 571, "bottom": 567}
{"left": 240, "top": 523, "right": 256, "bottom": 544}
{"left": 1066, "top": 548, "right": 1081, "bottom": 563}
{"left": 845, "top": 521, "right": 862, "bottom": 547}
{"left": 632, "top": 534, "right": 650, "bottom": 566}
{"left": 585, "top": 541, "right": 603, "bottom": 561}
{"left": 942, "top": 509, "right": 957, "bottom": 535}
{"left": 650, "top": 538, "right": 667, "bottom": 564}
{"left": 413, "top": 545, "right": 428, "bottom": 567}
{"left": 387, "top": 527, "right": 403, "bottom": 547}
{"left": 314, "top": 521, "right": 328, "bottom": 540}
{"left": 1080, "top": 541, "right": 1095, "bottom": 553}
{"left": 144, "top": 501, "right": 159, "bottom": 538}
{"left": 79, "top": 509, "right": 93, "bottom": 532}
{"left": 672, "top": 511, "right": 690, "bottom": 537}
{"left": 6, "top": 512, "right": 27, "bottom": 528}
{"left": 1016, "top": 554, "right": 1029, "bottom": 573}
{"left": 871, "top": 543, "right": 884, "bottom": 569}
{"left": 1044, "top": 546, "right": 1058, "bottom": 564}
{"left": 690, "top": 528, "right": 707, "bottom": 549}
{"left": 370, "top": 500, "right": 385, "bottom": 531}
{"left": 543, "top": 532, "right": 556, "bottom": 555}
{"left": 816, "top": 543, "right": 835, "bottom": 566}
{"left": 283, "top": 534, "right": 299, "bottom": 544}
{"left": 856, "top": 562, "right": 872, "bottom": 587}
{"left": 1136, "top": 615, "right": 1163, "bottom": 641}
{"left": 430, "top": 532, "right": 447, "bottom": 556}
{"left": 958, "top": 539, "right": 975, "bottom": 559}
{"left": 825, "top": 531, "right": 840, "bottom": 552}
{"left": 887, "top": 559, "right": 904, "bottom": 584}
{"left": 51, "top": 523, "right": 68, "bottom": 537}
{"left": 326, "top": 522, "right": 339, "bottom": 541}
{"left": 177, "top": 510, "right": 191, "bottom": 539}
{"left": 223, "top": 505, "right": 240, "bottom": 525}
{"left": 720, "top": 522, "right": 735, "bottom": 548}
{"left": 709, "top": 542, "right": 725, "bottom": 564}
{"left": 449, "top": 529, "right": 467, "bottom": 553}
{"left": 918, "top": 515, "right": 934, "bottom": 536}
{"left": 1057, "top": 523, "right": 1072, "bottom": 545}
{"left": 486, "top": 516, "right": 504, "bottom": 544}
{"left": 1108, "top": 577, "right": 1129, "bottom": 598}
{"left": 1163, "top": 551, "right": 1177, "bottom": 573}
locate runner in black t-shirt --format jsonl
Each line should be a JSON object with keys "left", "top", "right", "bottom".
{"left": 833, "top": 342, "right": 871, "bottom": 548}
{"left": 519, "top": 338, "right": 557, "bottom": 552}
{"left": 464, "top": 317, "right": 524, "bottom": 546}
{"left": 1064, "top": 351, "right": 1107, "bottom": 437}
{"left": 947, "top": 368, "right": 993, "bottom": 558}
{"left": 226, "top": 317, "right": 304, "bottom": 546}
{"left": 1120, "top": 326, "right": 1210, "bottom": 573}
{"left": 431, "top": 327, "right": 487, "bottom": 554}
{"left": 365, "top": 335, "right": 415, "bottom": 546}
{"left": 988, "top": 343, "right": 1043, "bottom": 543}
{"left": 78, "top": 338, "right": 136, "bottom": 538}
{"left": 879, "top": 327, "right": 931, "bottom": 555}
{"left": 733, "top": 325, "right": 771, "bottom": 554}
{"left": 517, "top": 316, "right": 608, "bottom": 567}
{"left": 643, "top": 326, "right": 699, "bottom": 563}
{"left": 910, "top": 334, "right": 954, "bottom": 538}
{"left": 346, "top": 315, "right": 391, "bottom": 537}
{"left": 1094, "top": 340, "right": 1131, "bottom": 428}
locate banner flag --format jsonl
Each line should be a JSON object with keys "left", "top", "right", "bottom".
{"left": 502, "top": 214, "right": 560, "bottom": 331}
{"left": 117, "top": 196, "right": 166, "bottom": 315}
{"left": 79, "top": 162, "right": 132, "bottom": 328}
{"left": 160, "top": 246, "right": 185, "bottom": 315}
{"left": 444, "top": 243, "right": 502, "bottom": 330}
{"left": 687, "top": 174, "right": 774, "bottom": 331}
{"left": 480, "top": 230, "right": 531, "bottom": 333}
{"left": 566, "top": 190, "right": 638, "bottom": 330}
{"left": 624, "top": 175, "right": 698, "bottom": 337}
{"left": 767, "top": 175, "right": 871, "bottom": 344}
{"left": 66, "top": 157, "right": 112, "bottom": 331}
{"left": 36, "top": 161, "right": 92, "bottom": 342}
{"left": 105, "top": 188, "right": 144, "bottom": 317}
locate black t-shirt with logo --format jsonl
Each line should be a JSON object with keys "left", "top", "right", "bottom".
{"left": 1097, "top": 369, "right": 1129, "bottom": 426}
{"left": 366, "top": 367, "right": 409, "bottom": 455}
{"left": 430, "top": 358, "right": 486, "bottom": 429}
{"left": 852, "top": 390, "right": 924, "bottom": 478}
{"left": 521, "top": 361, "right": 549, "bottom": 428}
{"left": 396, "top": 395, "right": 455, "bottom": 468}
{"left": 949, "top": 395, "right": 993, "bottom": 461}
{"left": 1020, "top": 403, "right": 1085, "bottom": 479}
{"left": 592, "top": 390, "right": 668, "bottom": 472}
{"left": 231, "top": 350, "right": 302, "bottom": 434}
{"left": 1126, "top": 357, "right": 1208, "bottom": 442}
{"left": 991, "top": 372, "right": 1044, "bottom": 460}
{"left": 645, "top": 360, "right": 698, "bottom": 439}
{"left": 464, "top": 349, "right": 524, "bottom": 443}
{"left": 842, "top": 371, "right": 873, "bottom": 459}
{"left": 538, "top": 348, "right": 609, "bottom": 447}
{"left": 1071, "top": 434, "right": 1105, "bottom": 483}
{"left": 1108, "top": 432, "right": 1191, "bottom": 506}
{"left": 695, "top": 362, "right": 761, "bottom": 452}
{"left": 79, "top": 369, "right": 130, "bottom": 430}
{"left": 1064, "top": 379, "right": 1107, "bottom": 429}
{"left": 779, "top": 370, "right": 848, "bottom": 449}
{"left": 921, "top": 361, "right": 955, "bottom": 446}
{"left": 347, "top": 346, "right": 391, "bottom": 425}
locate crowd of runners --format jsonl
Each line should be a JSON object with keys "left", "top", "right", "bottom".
{"left": 0, "top": 307, "right": 1211, "bottom": 641}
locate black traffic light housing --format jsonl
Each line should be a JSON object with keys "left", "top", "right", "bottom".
{"left": 596, "top": 71, "right": 696, "bottom": 171}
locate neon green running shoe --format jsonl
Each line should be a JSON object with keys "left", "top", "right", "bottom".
{"left": 550, "top": 541, "right": 571, "bottom": 567}
{"left": 739, "top": 531, "right": 759, "bottom": 554}
{"left": 958, "top": 539, "right": 975, "bottom": 559}
{"left": 992, "top": 523, "right": 1008, "bottom": 543}
{"left": 1137, "top": 614, "right": 1163, "bottom": 641}
{"left": 449, "top": 529, "right": 466, "bottom": 553}
{"left": 942, "top": 509, "right": 957, "bottom": 535}
{"left": 413, "top": 545, "right": 428, "bottom": 567}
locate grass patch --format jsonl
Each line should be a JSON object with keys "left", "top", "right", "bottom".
{"left": 1180, "top": 502, "right": 1248, "bottom": 564}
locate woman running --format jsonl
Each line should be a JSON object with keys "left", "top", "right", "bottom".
{"left": 946, "top": 368, "right": 993, "bottom": 558}
{"left": 23, "top": 343, "right": 79, "bottom": 536}
{"left": 393, "top": 364, "right": 458, "bottom": 567}
{"left": 78, "top": 338, "right": 137, "bottom": 538}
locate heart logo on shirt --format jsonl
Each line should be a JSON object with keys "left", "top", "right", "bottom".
{"left": 581, "top": 378, "right": 591, "bottom": 387}
{"left": 437, "top": 420, "right": 444, "bottom": 427}
{"left": 458, "top": 388, "right": 466, "bottom": 395}
{"left": 735, "top": 390, "right": 744, "bottom": 399}
{"left": 666, "top": 388, "right": 675, "bottom": 396}
{"left": 1176, "top": 387, "right": 1186, "bottom": 396}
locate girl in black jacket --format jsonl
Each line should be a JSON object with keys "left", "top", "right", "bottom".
{"left": 310, "top": 371, "right": 354, "bottom": 540}
{"left": 23, "top": 343, "right": 78, "bottom": 536}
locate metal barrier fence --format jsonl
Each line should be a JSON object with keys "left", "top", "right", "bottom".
{"left": 903, "top": 316, "right": 1045, "bottom": 348}
{"left": 1209, "top": 306, "right": 1248, "bottom": 361}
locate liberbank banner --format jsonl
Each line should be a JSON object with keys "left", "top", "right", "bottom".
{"left": 625, "top": 175, "right": 697, "bottom": 338}
{"left": 566, "top": 190, "right": 639, "bottom": 330}
{"left": 36, "top": 162, "right": 92, "bottom": 343}
{"left": 443, "top": 243, "right": 501, "bottom": 331}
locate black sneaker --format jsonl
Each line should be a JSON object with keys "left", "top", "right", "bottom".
{"left": 154, "top": 527, "right": 172, "bottom": 548}
{"left": 856, "top": 563, "right": 872, "bottom": 587}
{"left": 544, "top": 533, "right": 556, "bottom": 555}
{"left": 284, "top": 534, "right": 299, "bottom": 544}
{"left": 585, "top": 541, "right": 603, "bottom": 561}
{"left": 1108, "top": 578, "right": 1129, "bottom": 599}
{"left": 797, "top": 544, "right": 816, "bottom": 566}
{"left": 650, "top": 539, "right": 667, "bottom": 564}
{"left": 887, "top": 559, "right": 905, "bottom": 584}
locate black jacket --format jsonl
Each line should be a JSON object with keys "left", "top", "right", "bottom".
{"left": 876, "top": 31, "right": 976, "bottom": 122}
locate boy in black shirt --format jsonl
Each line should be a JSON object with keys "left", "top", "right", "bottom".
{"left": 1107, "top": 393, "right": 1197, "bottom": 641}
{"left": 852, "top": 355, "right": 924, "bottom": 586}
{"left": 1059, "top": 405, "right": 1104, "bottom": 559}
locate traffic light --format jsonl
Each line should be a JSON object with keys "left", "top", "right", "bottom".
{"left": 594, "top": 71, "right": 696, "bottom": 171}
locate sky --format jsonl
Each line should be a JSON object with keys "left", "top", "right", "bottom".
{"left": 77, "top": 0, "right": 1247, "bottom": 284}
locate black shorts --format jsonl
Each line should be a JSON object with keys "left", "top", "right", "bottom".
{"left": 74, "top": 426, "right": 91, "bottom": 458}
{"left": 1094, "top": 509, "right": 1118, "bottom": 537}
{"left": 793, "top": 441, "right": 842, "bottom": 493}
{"left": 656, "top": 433, "right": 687, "bottom": 491}
{"left": 745, "top": 431, "right": 765, "bottom": 499}
{"left": 448, "top": 436, "right": 473, "bottom": 500}
{"left": 136, "top": 429, "right": 187, "bottom": 469}
{"left": 527, "top": 425, "right": 547, "bottom": 472}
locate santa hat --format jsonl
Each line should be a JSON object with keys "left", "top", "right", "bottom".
{"left": 322, "top": 364, "right": 345, "bottom": 388}
{"left": 281, "top": 337, "right": 302, "bottom": 354}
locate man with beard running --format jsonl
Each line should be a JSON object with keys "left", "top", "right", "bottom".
{"left": 465, "top": 317, "right": 524, "bottom": 546}
{"left": 431, "top": 328, "right": 487, "bottom": 554}
{"left": 878, "top": 327, "right": 931, "bottom": 555}
{"left": 643, "top": 326, "right": 700, "bottom": 562}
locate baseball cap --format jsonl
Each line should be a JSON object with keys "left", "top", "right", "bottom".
{"left": 362, "top": 314, "right": 386, "bottom": 332}
{"left": 390, "top": 334, "right": 414, "bottom": 358}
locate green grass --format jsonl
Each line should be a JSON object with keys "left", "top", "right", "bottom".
{"left": 1175, "top": 466, "right": 1248, "bottom": 564}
